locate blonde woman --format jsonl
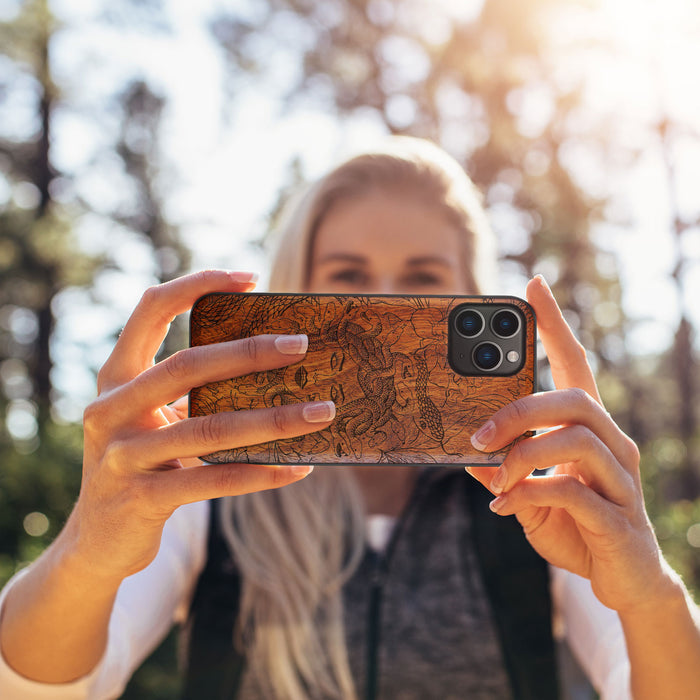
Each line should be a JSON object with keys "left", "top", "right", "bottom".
{"left": 1, "top": 138, "right": 699, "bottom": 700}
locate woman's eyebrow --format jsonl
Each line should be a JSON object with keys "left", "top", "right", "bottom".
{"left": 316, "top": 253, "right": 367, "bottom": 265}
{"left": 406, "top": 256, "right": 454, "bottom": 267}
{"left": 316, "top": 253, "right": 454, "bottom": 267}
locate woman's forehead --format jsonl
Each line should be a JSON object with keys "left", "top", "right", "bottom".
{"left": 312, "top": 193, "right": 464, "bottom": 262}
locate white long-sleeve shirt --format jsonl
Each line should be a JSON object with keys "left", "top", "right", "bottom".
{"left": 0, "top": 500, "right": 631, "bottom": 699}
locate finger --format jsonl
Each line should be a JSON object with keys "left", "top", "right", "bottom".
{"left": 115, "top": 400, "right": 336, "bottom": 467}
{"left": 490, "top": 425, "right": 634, "bottom": 504}
{"left": 465, "top": 465, "right": 500, "bottom": 492}
{"left": 117, "top": 334, "right": 308, "bottom": 416}
{"left": 168, "top": 396, "right": 189, "bottom": 422}
{"left": 487, "top": 473, "right": 623, "bottom": 539}
{"left": 148, "top": 462, "right": 314, "bottom": 511}
{"left": 470, "top": 388, "right": 640, "bottom": 476}
{"left": 526, "top": 275, "right": 602, "bottom": 403}
{"left": 99, "top": 270, "right": 258, "bottom": 390}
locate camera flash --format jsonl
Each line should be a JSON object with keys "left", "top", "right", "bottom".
{"left": 506, "top": 350, "right": 520, "bottom": 363}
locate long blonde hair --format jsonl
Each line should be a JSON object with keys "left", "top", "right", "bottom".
{"left": 220, "top": 137, "right": 495, "bottom": 700}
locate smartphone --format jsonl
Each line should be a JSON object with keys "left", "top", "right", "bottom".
{"left": 189, "top": 292, "right": 536, "bottom": 466}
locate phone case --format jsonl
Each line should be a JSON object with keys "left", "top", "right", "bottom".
{"left": 189, "top": 292, "right": 536, "bottom": 466}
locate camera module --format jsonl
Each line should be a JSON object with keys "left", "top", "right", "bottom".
{"left": 448, "top": 301, "right": 527, "bottom": 377}
{"left": 454, "top": 309, "right": 484, "bottom": 337}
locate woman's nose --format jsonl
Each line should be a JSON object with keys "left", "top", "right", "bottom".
{"left": 375, "top": 277, "right": 400, "bottom": 294}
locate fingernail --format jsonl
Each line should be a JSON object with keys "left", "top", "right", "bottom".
{"left": 534, "top": 274, "right": 551, "bottom": 294}
{"left": 471, "top": 421, "right": 496, "bottom": 451}
{"left": 302, "top": 400, "right": 335, "bottom": 423}
{"left": 489, "top": 495, "right": 506, "bottom": 513}
{"left": 291, "top": 465, "right": 314, "bottom": 478}
{"left": 490, "top": 468, "right": 508, "bottom": 494}
{"left": 227, "top": 270, "right": 259, "bottom": 284}
{"left": 274, "top": 334, "right": 308, "bottom": 355}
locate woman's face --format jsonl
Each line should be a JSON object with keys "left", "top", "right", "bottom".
{"left": 307, "top": 192, "right": 474, "bottom": 295}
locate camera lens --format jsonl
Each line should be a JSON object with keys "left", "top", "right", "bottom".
{"left": 473, "top": 342, "right": 502, "bottom": 371}
{"left": 491, "top": 310, "right": 520, "bottom": 338}
{"left": 455, "top": 309, "right": 484, "bottom": 337}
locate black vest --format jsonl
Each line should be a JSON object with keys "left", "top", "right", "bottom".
{"left": 181, "top": 473, "right": 559, "bottom": 700}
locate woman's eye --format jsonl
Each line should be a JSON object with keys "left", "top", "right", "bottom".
{"left": 402, "top": 272, "right": 444, "bottom": 287}
{"left": 329, "top": 269, "right": 369, "bottom": 285}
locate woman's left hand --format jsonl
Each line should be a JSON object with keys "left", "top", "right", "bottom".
{"left": 467, "top": 275, "right": 676, "bottom": 614}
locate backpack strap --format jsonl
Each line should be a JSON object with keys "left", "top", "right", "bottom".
{"left": 180, "top": 498, "right": 246, "bottom": 700}
{"left": 466, "top": 477, "right": 560, "bottom": 700}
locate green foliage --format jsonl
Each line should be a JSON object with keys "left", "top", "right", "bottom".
{"left": 0, "top": 420, "right": 83, "bottom": 588}
{"left": 651, "top": 497, "right": 700, "bottom": 594}
{"left": 641, "top": 429, "right": 700, "bottom": 599}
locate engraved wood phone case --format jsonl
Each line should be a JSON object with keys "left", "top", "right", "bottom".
{"left": 189, "top": 292, "right": 536, "bottom": 466}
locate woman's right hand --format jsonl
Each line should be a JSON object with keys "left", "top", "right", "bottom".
{"left": 70, "top": 270, "right": 334, "bottom": 583}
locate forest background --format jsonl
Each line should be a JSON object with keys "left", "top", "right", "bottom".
{"left": 1, "top": 0, "right": 700, "bottom": 697}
